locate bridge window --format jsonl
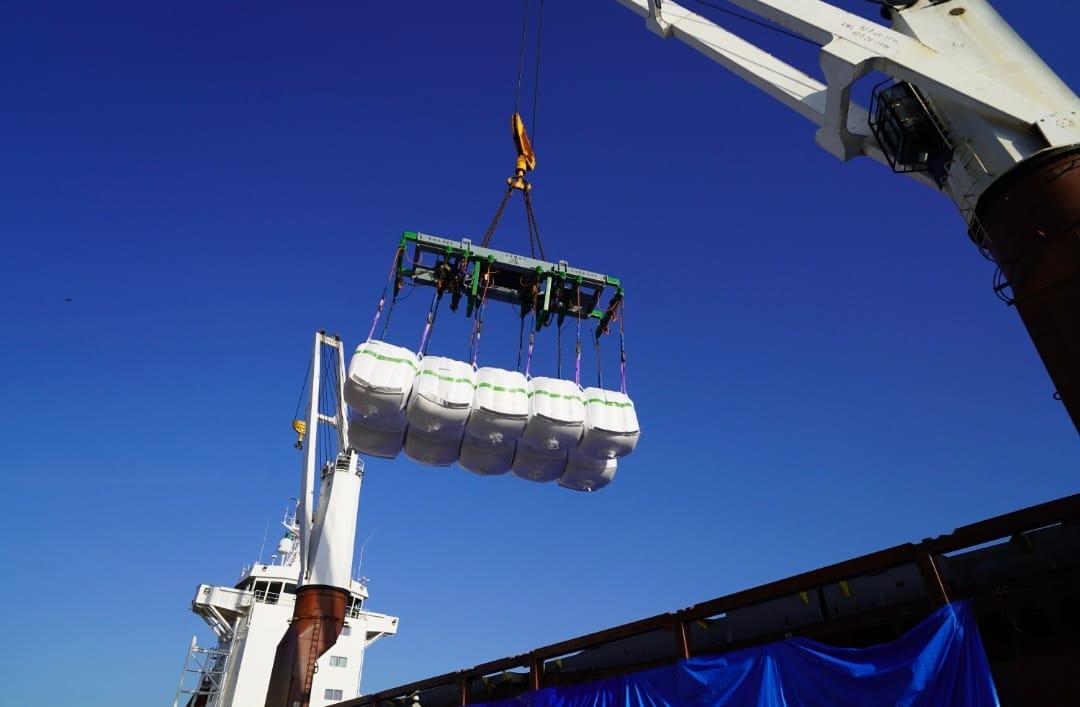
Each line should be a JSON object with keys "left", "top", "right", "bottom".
{"left": 347, "top": 596, "right": 364, "bottom": 617}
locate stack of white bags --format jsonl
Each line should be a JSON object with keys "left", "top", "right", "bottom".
{"left": 344, "top": 340, "right": 640, "bottom": 492}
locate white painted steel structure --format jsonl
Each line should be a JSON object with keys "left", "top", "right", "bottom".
{"left": 619, "top": 0, "right": 1080, "bottom": 222}
{"left": 298, "top": 332, "right": 352, "bottom": 587}
{"left": 308, "top": 453, "right": 365, "bottom": 589}
{"left": 174, "top": 333, "right": 398, "bottom": 706}
{"left": 172, "top": 509, "right": 398, "bottom": 707}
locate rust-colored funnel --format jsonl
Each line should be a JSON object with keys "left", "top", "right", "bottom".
{"left": 973, "top": 144, "right": 1080, "bottom": 434}
{"left": 264, "top": 585, "right": 349, "bottom": 707}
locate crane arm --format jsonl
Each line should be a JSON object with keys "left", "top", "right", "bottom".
{"left": 616, "top": 0, "right": 1080, "bottom": 436}
{"left": 625, "top": 0, "right": 926, "bottom": 183}
{"left": 621, "top": 0, "right": 1070, "bottom": 169}
{"left": 631, "top": 0, "right": 832, "bottom": 125}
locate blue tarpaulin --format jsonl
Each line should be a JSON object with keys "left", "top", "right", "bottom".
{"left": 478, "top": 601, "right": 999, "bottom": 707}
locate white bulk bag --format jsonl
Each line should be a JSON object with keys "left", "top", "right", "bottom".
{"left": 403, "top": 427, "right": 460, "bottom": 467}
{"left": 347, "top": 415, "right": 406, "bottom": 459}
{"left": 520, "top": 377, "right": 586, "bottom": 453}
{"left": 576, "top": 387, "right": 640, "bottom": 460}
{"left": 559, "top": 454, "right": 617, "bottom": 492}
{"left": 458, "top": 440, "right": 515, "bottom": 476}
{"left": 510, "top": 443, "right": 567, "bottom": 483}
{"left": 406, "top": 356, "right": 477, "bottom": 439}
{"left": 345, "top": 341, "right": 420, "bottom": 423}
{"left": 464, "top": 367, "right": 529, "bottom": 449}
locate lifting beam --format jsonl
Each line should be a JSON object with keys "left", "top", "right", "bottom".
{"left": 395, "top": 231, "right": 624, "bottom": 336}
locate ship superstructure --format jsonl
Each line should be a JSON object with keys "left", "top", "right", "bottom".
{"left": 172, "top": 505, "right": 398, "bottom": 707}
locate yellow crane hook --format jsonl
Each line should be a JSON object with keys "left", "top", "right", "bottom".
{"left": 509, "top": 111, "right": 536, "bottom": 191}
{"left": 292, "top": 419, "right": 307, "bottom": 450}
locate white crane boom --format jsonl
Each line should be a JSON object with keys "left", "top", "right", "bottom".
{"left": 616, "top": 0, "right": 1080, "bottom": 433}
{"left": 624, "top": 0, "right": 1079, "bottom": 203}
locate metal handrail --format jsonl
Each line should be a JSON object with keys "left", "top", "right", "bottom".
{"left": 342, "top": 493, "right": 1080, "bottom": 707}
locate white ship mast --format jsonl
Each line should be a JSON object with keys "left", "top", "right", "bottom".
{"left": 173, "top": 332, "right": 398, "bottom": 707}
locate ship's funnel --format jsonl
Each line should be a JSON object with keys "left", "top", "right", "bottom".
{"left": 263, "top": 585, "right": 348, "bottom": 707}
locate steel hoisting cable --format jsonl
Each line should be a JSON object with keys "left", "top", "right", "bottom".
{"left": 523, "top": 187, "right": 546, "bottom": 261}
{"left": 513, "top": 0, "right": 532, "bottom": 116}
{"left": 294, "top": 354, "right": 313, "bottom": 423}
{"left": 317, "top": 349, "right": 331, "bottom": 469}
{"left": 484, "top": 0, "right": 547, "bottom": 254}
{"left": 329, "top": 346, "right": 342, "bottom": 458}
{"left": 292, "top": 351, "right": 313, "bottom": 449}
{"left": 527, "top": 214, "right": 536, "bottom": 259}
{"left": 530, "top": 0, "right": 545, "bottom": 149}
{"left": 322, "top": 347, "right": 334, "bottom": 464}
{"left": 481, "top": 144, "right": 544, "bottom": 256}
{"left": 325, "top": 353, "right": 335, "bottom": 463}
{"left": 686, "top": 0, "right": 822, "bottom": 48}
{"left": 480, "top": 186, "right": 514, "bottom": 249}
{"left": 331, "top": 347, "right": 343, "bottom": 456}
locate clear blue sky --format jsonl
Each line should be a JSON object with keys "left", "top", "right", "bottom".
{"left": 2, "top": 2, "right": 1077, "bottom": 705}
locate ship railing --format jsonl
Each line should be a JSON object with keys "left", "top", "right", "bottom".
{"left": 336, "top": 493, "right": 1080, "bottom": 707}
{"left": 252, "top": 589, "right": 286, "bottom": 605}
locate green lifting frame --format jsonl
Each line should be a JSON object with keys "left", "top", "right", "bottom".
{"left": 395, "top": 231, "right": 624, "bottom": 337}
